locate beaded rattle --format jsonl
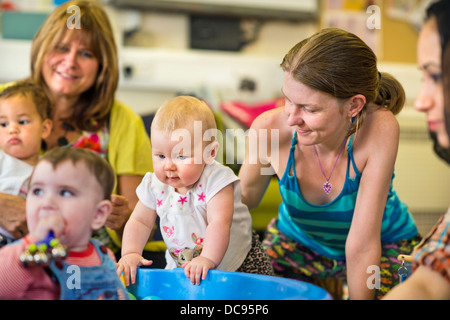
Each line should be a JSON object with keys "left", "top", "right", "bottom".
{"left": 20, "top": 231, "right": 67, "bottom": 267}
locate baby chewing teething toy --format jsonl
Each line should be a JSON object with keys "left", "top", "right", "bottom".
{"left": 20, "top": 231, "right": 67, "bottom": 267}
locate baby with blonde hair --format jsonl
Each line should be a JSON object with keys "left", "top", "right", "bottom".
{"left": 153, "top": 96, "right": 216, "bottom": 132}
{"left": 117, "top": 96, "right": 273, "bottom": 285}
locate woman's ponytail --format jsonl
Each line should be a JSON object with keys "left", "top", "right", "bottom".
{"left": 375, "top": 72, "right": 406, "bottom": 115}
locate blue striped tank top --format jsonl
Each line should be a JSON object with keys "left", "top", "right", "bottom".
{"left": 277, "top": 131, "right": 418, "bottom": 260}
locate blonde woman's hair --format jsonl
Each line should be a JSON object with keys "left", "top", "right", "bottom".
{"left": 281, "top": 28, "right": 405, "bottom": 136}
{"left": 29, "top": 0, "right": 118, "bottom": 131}
{"left": 153, "top": 96, "right": 217, "bottom": 135}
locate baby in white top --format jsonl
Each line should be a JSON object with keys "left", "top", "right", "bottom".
{"left": 0, "top": 82, "right": 52, "bottom": 242}
{"left": 117, "top": 96, "right": 272, "bottom": 285}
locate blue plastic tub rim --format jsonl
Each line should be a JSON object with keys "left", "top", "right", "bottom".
{"left": 127, "top": 268, "right": 333, "bottom": 300}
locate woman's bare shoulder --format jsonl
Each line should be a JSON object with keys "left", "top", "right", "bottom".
{"left": 353, "top": 107, "right": 401, "bottom": 171}
{"left": 364, "top": 107, "right": 400, "bottom": 143}
{"left": 251, "top": 107, "right": 292, "bottom": 141}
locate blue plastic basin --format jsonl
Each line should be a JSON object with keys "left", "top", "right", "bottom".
{"left": 128, "top": 268, "right": 332, "bottom": 300}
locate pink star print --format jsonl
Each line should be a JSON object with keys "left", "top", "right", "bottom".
{"left": 157, "top": 199, "right": 163, "bottom": 207}
{"left": 178, "top": 196, "right": 187, "bottom": 205}
{"left": 197, "top": 192, "right": 205, "bottom": 202}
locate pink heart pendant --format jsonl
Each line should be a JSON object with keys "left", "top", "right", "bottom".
{"left": 323, "top": 182, "right": 332, "bottom": 194}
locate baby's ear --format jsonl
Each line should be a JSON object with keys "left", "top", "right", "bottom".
{"left": 204, "top": 141, "right": 219, "bottom": 165}
{"left": 91, "top": 200, "right": 112, "bottom": 231}
{"left": 41, "top": 119, "right": 53, "bottom": 140}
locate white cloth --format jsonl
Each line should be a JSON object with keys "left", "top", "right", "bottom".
{"left": 0, "top": 150, "right": 34, "bottom": 239}
{"left": 136, "top": 160, "right": 252, "bottom": 271}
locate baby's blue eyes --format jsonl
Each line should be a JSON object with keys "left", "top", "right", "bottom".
{"left": 31, "top": 188, "right": 43, "bottom": 196}
{"left": 156, "top": 155, "right": 188, "bottom": 160}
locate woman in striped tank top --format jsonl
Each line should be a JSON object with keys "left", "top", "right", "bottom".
{"left": 239, "top": 28, "right": 420, "bottom": 300}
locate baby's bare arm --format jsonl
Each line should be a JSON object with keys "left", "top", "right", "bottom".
{"left": 118, "top": 201, "right": 157, "bottom": 285}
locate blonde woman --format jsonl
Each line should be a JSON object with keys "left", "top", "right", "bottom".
{"left": 0, "top": 1, "right": 155, "bottom": 256}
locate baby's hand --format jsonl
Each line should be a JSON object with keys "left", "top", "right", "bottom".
{"left": 116, "top": 253, "right": 153, "bottom": 286}
{"left": 182, "top": 256, "right": 216, "bottom": 285}
{"left": 31, "top": 214, "right": 66, "bottom": 243}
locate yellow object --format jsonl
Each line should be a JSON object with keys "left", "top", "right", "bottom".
{"left": 250, "top": 178, "right": 281, "bottom": 232}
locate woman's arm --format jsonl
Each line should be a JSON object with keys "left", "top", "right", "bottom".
{"left": 106, "top": 174, "right": 143, "bottom": 239}
{"left": 239, "top": 109, "right": 282, "bottom": 210}
{"left": 383, "top": 266, "right": 450, "bottom": 299}
{"left": 239, "top": 159, "right": 273, "bottom": 210}
{"left": 117, "top": 175, "right": 142, "bottom": 211}
{"left": 346, "top": 109, "right": 400, "bottom": 300}
{"left": 107, "top": 101, "right": 153, "bottom": 235}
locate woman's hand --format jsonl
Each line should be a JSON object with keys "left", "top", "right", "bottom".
{"left": 0, "top": 193, "right": 28, "bottom": 239}
{"left": 111, "top": 175, "right": 143, "bottom": 237}
{"left": 106, "top": 194, "right": 131, "bottom": 233}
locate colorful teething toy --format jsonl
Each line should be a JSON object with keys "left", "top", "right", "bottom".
{"left": 20, "top": 231, "right": 67, "bottom": 267}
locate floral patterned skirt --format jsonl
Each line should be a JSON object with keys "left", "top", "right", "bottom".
{"left": 262, "top": 219, "right": 421, "bottom": 300}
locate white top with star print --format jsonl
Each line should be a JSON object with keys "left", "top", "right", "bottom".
{"left": 136, "top": 160, "right": 253, "bottom": 271}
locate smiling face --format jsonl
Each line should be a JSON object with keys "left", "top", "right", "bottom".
{"left": 42, "top": 31, "right": 99, "bottom": 100}
{"left": 0, "top": 95, "right": 51, "bottom": 165}
{"left": 415, "top": 17, "right": 449, "bottom": 149}
{"left": 26, "top": 159, "right": 110, "bottom": 251}
{"left": 282, "top": 71, "right": 353, "bottom": 147}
